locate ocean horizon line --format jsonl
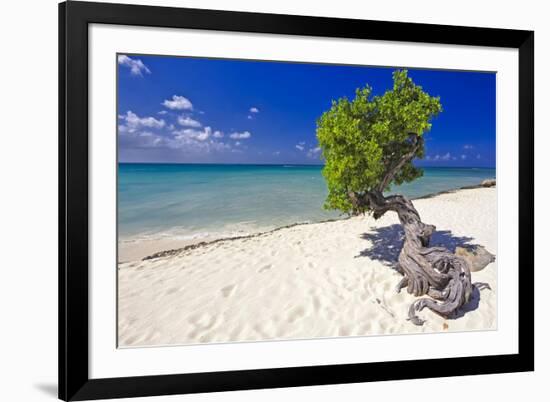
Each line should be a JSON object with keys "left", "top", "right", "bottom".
{"left": 118, "top": 162, "right": 325, "bottom": 167}
{"left": 118, "top": 162, "right": 496, "bottom": 169}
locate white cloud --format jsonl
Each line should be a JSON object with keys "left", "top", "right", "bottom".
{"left": 249, "top": 107, "right": 260, "bottom": 113}
{"left": 162, "top": 95, "right": 193, "bottom": 110}
{"left": 119, "top": 117, "right": 234, "bottom": 155}
{"left": 476, "top": 154, "right": 481, "bottom": 159}
{"left": 118, "top": 128, "right": 169, "bottom": 149}
{"left": 273, "top": 151, "right": 280, "bottom": 156}
{"left": 172, "top": 133, "right": 232, "bottom": 153}
{"left": 461, "top": 154, "right": 467, "bottom": 160}
{"left": 158, "top": 110, "right": 167, "bottom": 115}
{"left": 295, "top": 144, "right": 305, "bottom": 151}
{"left": 209, "top": 141, "right": 232, "bottom": 152}
{"left": 119, "top": 111, "right": 165, "bottom": 133}
{"left": 235, "top": 141, "right": 241, "bottom": 146}
{"left": 229, "top": 131, "right": 251, "bottom": 140}
{"left": 174, "top": 126, "right": 212, "bottom": 142}
{"left": 177, "top": 115, "right": 202, "bottom": 128}
{"left": 463, "top": 144, "right": 475, "bottom": 150}
{"left": 307, "top": 146, "right": 322, "bottom": 158}
{"left": 118, "top": 55, "right": 151, "bottom": 76}
{"left": 247, "top": 115, "right": 253, "bottom": 120}
{"left": 428, "top": 152, "right": 452, "bottom": 162}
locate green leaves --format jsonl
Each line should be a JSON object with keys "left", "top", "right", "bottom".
{"left": 316, "top": 69, "right": 442, "bottom": 214}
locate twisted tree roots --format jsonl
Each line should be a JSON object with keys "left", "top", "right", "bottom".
{"left": 352, "top": 189, "right": 494, "bottom": 325}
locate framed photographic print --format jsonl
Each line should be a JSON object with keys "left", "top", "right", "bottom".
{"left": 59, "top": 1, "right": 534, "bottom": 400}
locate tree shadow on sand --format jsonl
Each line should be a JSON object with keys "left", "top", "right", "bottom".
{"left": 355, "top": 224, "right": 485, "bottom": 320}
{"left": 356, "top": 224, "right": 477, "bottom": 266}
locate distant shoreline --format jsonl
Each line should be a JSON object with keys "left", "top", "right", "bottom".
{"left": 134, "top": 180, "right": 495, "bottom": 262}
{"left": 412, "top": 179, "right": 495, "bottom": 200}
{"left": 119, "top": 162, "right": 496, "bottom": 169}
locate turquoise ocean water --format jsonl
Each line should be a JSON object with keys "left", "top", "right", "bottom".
{"left": 118, "top": 164, "right": 495, "bottom": 242}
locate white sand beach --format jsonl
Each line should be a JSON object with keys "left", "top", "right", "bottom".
{"left": 118, "top": 187, "right": 497, "bottom": 347}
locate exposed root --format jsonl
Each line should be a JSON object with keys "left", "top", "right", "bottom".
{"left": 473, "top": 282, "right": 492, "bottom": 291}
{"left": 351, "top": 188, "right": 494, "bottom": 325}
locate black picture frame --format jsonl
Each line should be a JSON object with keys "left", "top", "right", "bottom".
{"left": 59, "top": 1, "right": 534, "bottom": 400}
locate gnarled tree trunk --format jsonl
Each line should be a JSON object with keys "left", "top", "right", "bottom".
{"left": 349, "top": 134, "right": 492, "bottom": 325}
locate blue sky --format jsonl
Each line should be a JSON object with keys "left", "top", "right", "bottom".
{"left": 118, "top": 54, "right": 496, "bottom": 167}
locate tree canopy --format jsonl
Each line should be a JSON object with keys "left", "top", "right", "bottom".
{"left": 316, "top": 69, "right": 442, "bottom": 214}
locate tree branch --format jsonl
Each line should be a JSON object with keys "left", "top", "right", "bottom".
{"left": 377, "top": 133, "right": 423, "bottom": 192}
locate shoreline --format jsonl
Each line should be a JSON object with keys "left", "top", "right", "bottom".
{"left": 118, "top": 185, "right": 497, "bottom": 347}
{"left": 120, "top": 180, "right": 495, "bottom": 263}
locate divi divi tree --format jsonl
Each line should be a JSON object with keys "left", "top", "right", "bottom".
{"left": 317, "top": 70, "right": 491, "bottom": 324}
